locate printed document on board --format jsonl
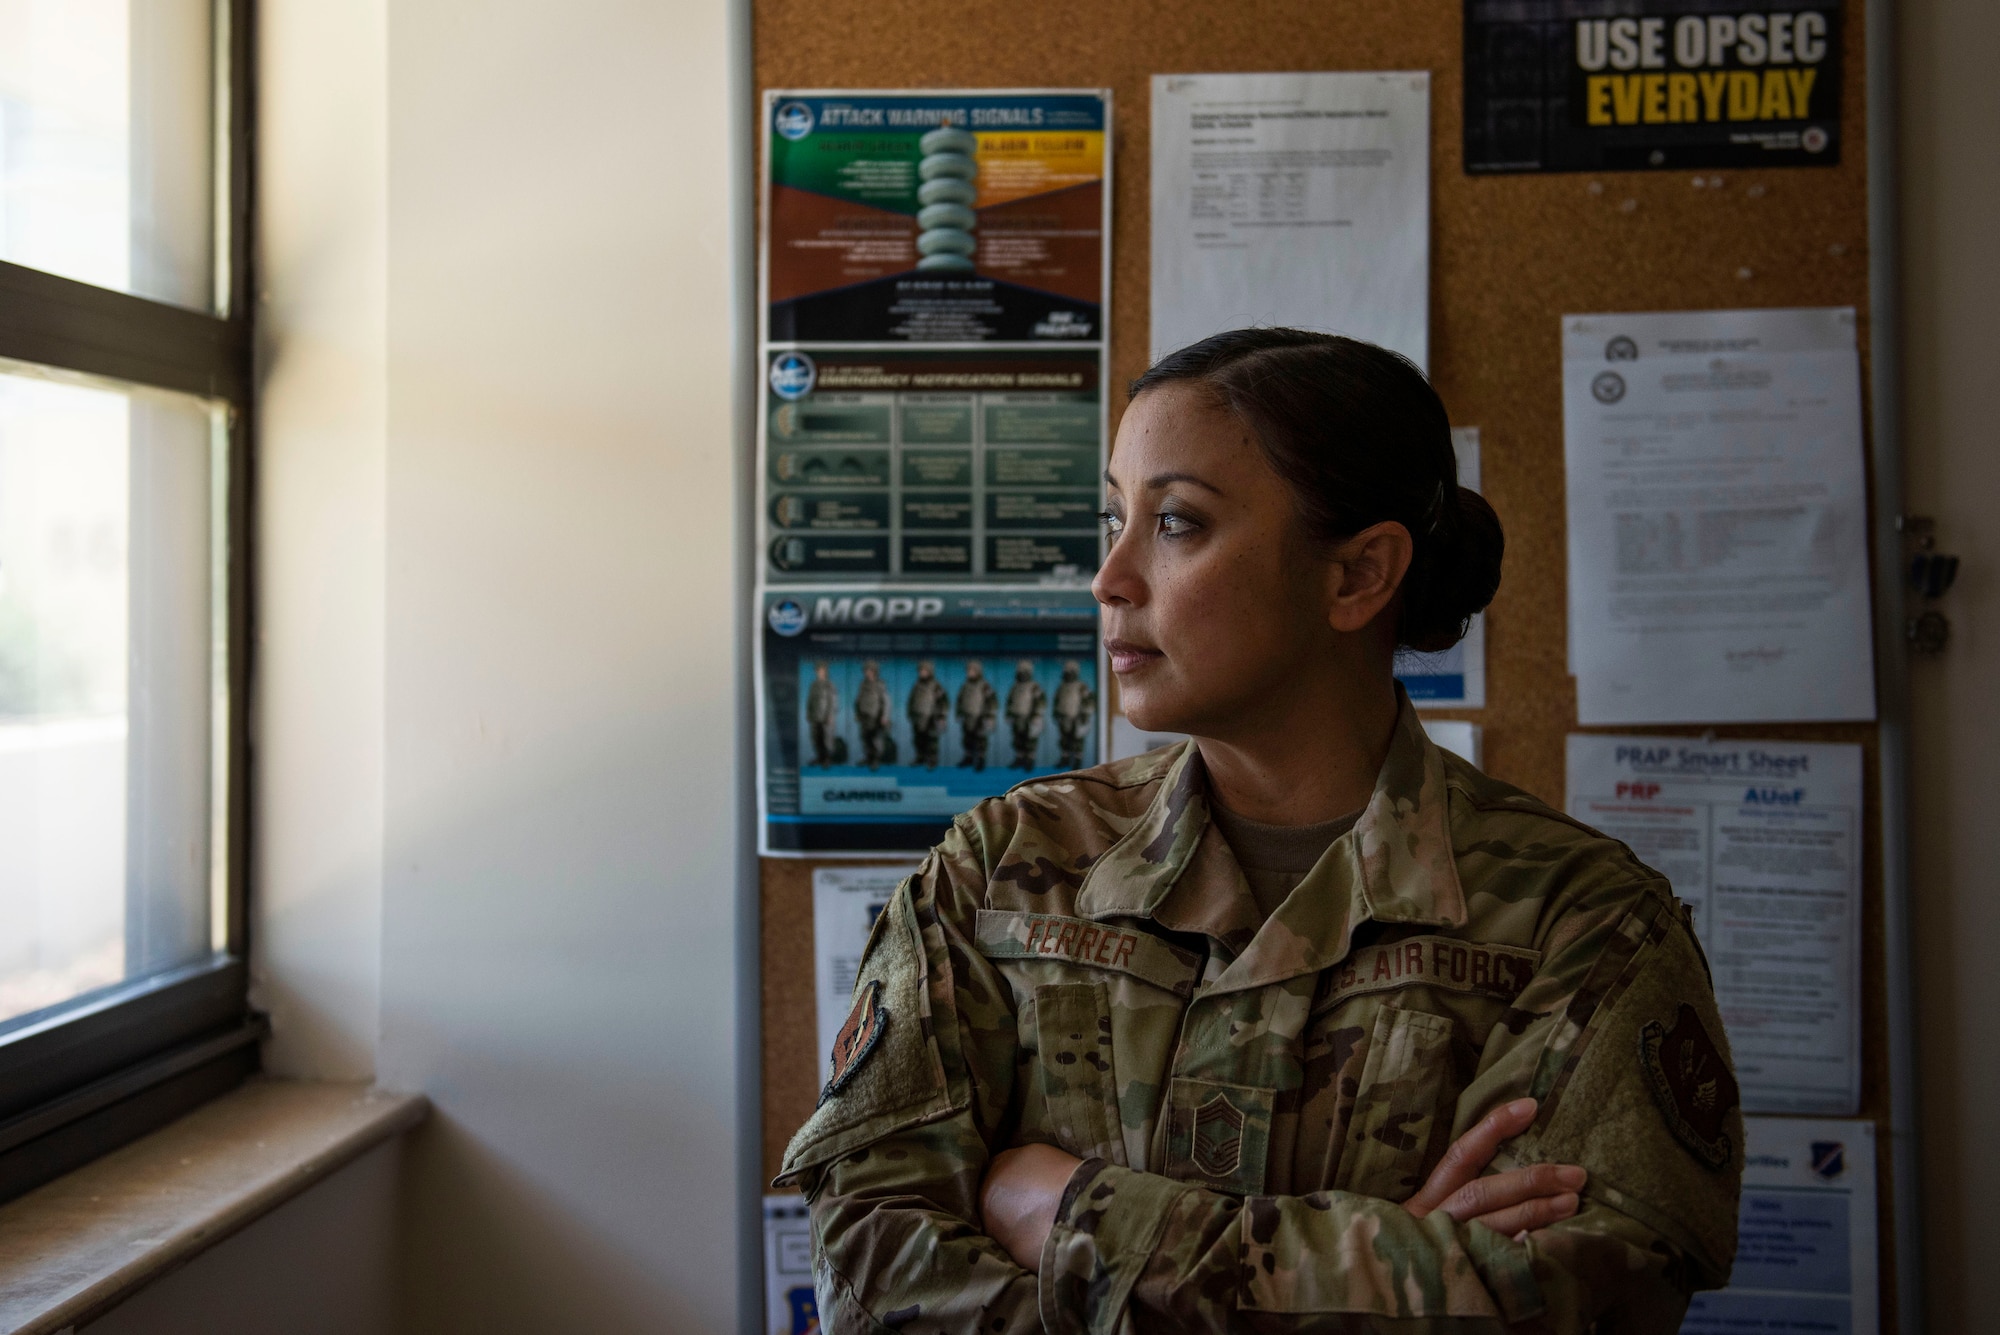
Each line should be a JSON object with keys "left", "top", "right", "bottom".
{"left": 1681, "top": 1118, "right": 1878, "bottom": 1335}
{"left": 763, "top": 1195, "right": 817, "bottom": 1335}
{"left": 1563, "top": 308, "right": 1875, "bottom": 724}
{"left": 1151, "top": 72, "right": 1430, "bottom": 367}
{"left": 813, "top": 863, "right": 921, "bottom": 1075}
{"left": 1567, "top": 734, "right": 1862, "bottom": 1115}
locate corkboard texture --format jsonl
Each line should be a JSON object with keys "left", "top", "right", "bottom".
{"left": 754, "top": 2, "right": 1891, "bottom": 1323}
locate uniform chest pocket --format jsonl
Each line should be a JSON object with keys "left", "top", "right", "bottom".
{"left": 1333, "top": 1006, "right": 1458, "bottom": 1203}
{"left": 1032, "top": 982, "right": 1129, "bottom": 1167}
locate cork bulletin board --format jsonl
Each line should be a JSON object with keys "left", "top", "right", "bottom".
{"left": 753, "top": 0, "right": 1892, "bottom": 1322}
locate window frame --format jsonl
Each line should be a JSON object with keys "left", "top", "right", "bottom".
{"left": 0, "top": 0, "right": 260, "bottom": 1204}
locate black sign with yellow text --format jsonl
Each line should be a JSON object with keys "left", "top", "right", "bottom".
{"left": 1465, "top": 0, "right": 1842, "bottom": 172}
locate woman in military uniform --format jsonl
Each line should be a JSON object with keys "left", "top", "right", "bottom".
{"left": 780, "top": 330, "right": 1742, "bottom": 1333}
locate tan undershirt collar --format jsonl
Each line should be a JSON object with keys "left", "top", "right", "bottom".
{"left": 1208, "top": 802, "right": 1362, "bottom": 924}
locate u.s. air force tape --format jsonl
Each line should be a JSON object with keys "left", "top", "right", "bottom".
{"left": 974, "top": 910, "right": 1201, "bottom": 996}
{"left": 1327, "top": 935, "right": 1543, "bottom": 1007}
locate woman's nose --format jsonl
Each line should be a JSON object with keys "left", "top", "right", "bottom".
{"left": 1091, "top": 529, "right": 1145, "bottom": 608}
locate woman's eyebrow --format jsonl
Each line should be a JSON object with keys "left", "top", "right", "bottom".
{"left": 1101, "top": 469, "right": 1224, "bottom": 495}
{"left": 1133, "top": 470, "right": 1224, "bottom": 495}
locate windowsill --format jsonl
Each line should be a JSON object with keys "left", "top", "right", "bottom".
{"left": 0, "top": 1077, "right": 428, "bottom": 1335}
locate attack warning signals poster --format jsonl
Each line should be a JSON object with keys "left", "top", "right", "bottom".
{"left": 764, "top": 90, "right": 1109, "bottom": 343}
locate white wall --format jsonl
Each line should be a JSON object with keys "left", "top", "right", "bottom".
{"left": 104, "top": 0, "right": 746, "bottom": 1330}
{"left": 1900, "top": 0, "right": 2000, "bottom": 1329}
{"left": 251, "top": 0, "right": 389, "bottom": 1083}
{"left": 374, "top": 0, "right": 744, "bottom": 1331}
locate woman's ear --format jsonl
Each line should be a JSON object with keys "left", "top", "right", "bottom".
{"left": 1323, "top": 521, "right": 1414, "bottom": 634}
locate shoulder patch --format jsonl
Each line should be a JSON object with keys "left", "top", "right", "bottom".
{"left": 821, "top": 979, "right": 888, "bottom": 1105}
{"left": 776, "top": 882, "right": 961, "bottom": 1188}
{"left": 1639, "top": 1003, "right": 1740, "bottom": 1170}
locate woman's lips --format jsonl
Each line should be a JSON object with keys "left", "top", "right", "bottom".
{"left": 1104, "top": 639, "right": 1163, "bottom": 674}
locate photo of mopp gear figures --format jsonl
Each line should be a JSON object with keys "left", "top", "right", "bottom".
{"left": 801, "top": 656, "right": 1097, "bottom": 775}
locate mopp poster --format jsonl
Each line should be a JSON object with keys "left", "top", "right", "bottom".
{"left": 758, "top": 587, "right": 1101, "bottom": 855}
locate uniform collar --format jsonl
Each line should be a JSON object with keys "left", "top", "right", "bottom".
{"left": 1075, "top": 690, "right": 1467, "bottom": 992}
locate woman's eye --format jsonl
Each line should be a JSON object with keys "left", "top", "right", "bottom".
{"left": 1157, "top": 511, "right": 1197, "bottom": 538}
{"left": 1097, "top": 509, "right": 1124, "bottom": 538}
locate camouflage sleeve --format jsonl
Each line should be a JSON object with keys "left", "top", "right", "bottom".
{"left": 1040, "top": 885, "right": 1743, "bottom": 1334}
{"left": 775, "top": 821, "right": 1040, "bottom": 1335}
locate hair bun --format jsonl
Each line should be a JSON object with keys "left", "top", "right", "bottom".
{"left": 1398, "top": 486, "right": 1504, "bottom": 653}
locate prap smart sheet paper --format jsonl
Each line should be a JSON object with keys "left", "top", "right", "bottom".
{"left": 1562, "top": 308, "right": 1875, "bottom": 724}
{"left": 1681, "top": 1118, "right": 1878, "bottom": 1335}
{"left": 813, "top": 863, "right": 921, "bottom": 1077}
{"left": 1150, "top": 72, "right": 1430, "bottom": 368}
{"left": 1567, "top": 734, "right": 1862, "bottom": 1115}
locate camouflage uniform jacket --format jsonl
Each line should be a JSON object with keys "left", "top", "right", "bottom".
{"left": 778, "top": 696, "right": 1743, "bottom": 1333}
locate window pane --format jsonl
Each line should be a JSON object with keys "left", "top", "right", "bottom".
{"left": 0, "top": 367, "right": 221, "bottom": 1025}
{"left": 0, "top": 0, "right": 216, "bottom": 310}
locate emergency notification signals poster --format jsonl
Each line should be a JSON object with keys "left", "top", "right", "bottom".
{"left": 1464, "top": 0, "right": 1842, "bottom": 172}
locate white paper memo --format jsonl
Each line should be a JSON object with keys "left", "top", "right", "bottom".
{"left": 1150, "top": 72, "right": 1430, "bottom": 368}
{"left": 1562, "top": 308, "right": 1876, "bottom": 725}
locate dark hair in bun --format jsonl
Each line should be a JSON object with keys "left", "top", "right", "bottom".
{"left": 1129, "top": 328, "right": 1502, "bottom": 653}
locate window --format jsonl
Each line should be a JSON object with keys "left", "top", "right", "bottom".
{"left": 0, "top": 0, "right": 253, "bottom": 1203}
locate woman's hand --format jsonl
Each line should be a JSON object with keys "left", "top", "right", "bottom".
{"left": 1403, "top": 1097, "right": 1588, "bottom": 1239}
{"left": 980, "top": 1142, "right": 1083, "bottom": 1269}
